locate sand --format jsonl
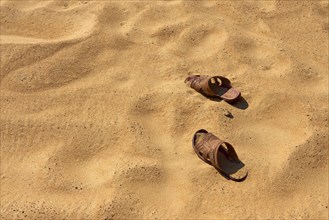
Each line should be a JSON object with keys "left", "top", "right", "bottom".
{"left": 0, "top": 0, "right": 328, "bottom": 219}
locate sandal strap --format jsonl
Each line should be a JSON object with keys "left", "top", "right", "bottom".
{"left": 186, "top": 75, "right": 217, "bottom": 97}
{"left": 194, "top": 132, "right": 225, "bottom": 167}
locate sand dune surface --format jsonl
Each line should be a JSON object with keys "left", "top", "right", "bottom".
{"left": 1, "top": 0, "right": 328, "bottom": 219}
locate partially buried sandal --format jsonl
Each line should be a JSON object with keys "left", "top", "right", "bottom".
{"left": 185, "top": 75, "right": 241, "bottom": 103}
{"left": 192, "top": 129, "right": 248, "bottom": 182}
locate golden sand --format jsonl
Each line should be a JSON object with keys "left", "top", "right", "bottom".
{"left": 1, "top": 1, "right": 328, "bottom": 219}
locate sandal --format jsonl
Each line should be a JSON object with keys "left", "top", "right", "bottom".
{"left": 192, "top": 129, "right": 248, "bottom": 182}
{"left": 185, "top": 75, "right": 241, "bottom": 103}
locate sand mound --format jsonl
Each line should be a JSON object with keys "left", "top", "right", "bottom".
{"left": 1, "top": 1, "right": 328, "bottom": 219}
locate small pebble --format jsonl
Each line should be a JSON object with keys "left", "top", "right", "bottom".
{"left": 223, "top": 109, "right": 233, "bottom": 118}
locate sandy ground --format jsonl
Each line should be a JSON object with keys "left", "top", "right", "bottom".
{"left": 1, "top": 0, "right": 328, "bottom": 219}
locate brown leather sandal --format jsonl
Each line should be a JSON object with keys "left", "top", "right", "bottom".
{"left": 185, "top": 75, "right": 241, "bottom": 103}
{"left": 192, "top": 129, "right": 248, "bottom": 182}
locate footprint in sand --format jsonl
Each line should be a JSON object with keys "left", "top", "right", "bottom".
{"left": 162, "top": 25, "right": 229, "bottom": 60}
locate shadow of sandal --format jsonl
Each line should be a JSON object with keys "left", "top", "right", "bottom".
{"left": 209, "top": 96, "right": 249, "bottom": 110}
{"left": 216, "top": 143, "right": 248, "bottom": 182}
